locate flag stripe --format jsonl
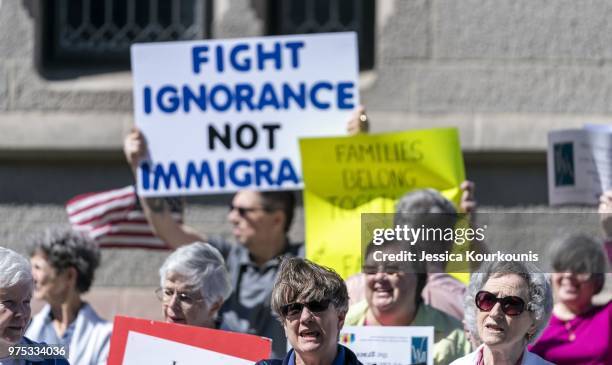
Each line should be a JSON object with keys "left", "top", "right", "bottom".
{"left": 66, "top": 186, "right": 135, "bottom": 214}
{"left": 66, "top": 186, "right": 181, "bottom": 250}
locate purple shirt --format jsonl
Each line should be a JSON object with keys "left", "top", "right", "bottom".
{"left": 529, "top": 301, "right": 611, "bottom": 365}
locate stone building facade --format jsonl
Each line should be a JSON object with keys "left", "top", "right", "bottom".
{"left": 1, "top": 0, "right": 610, "bottom": 317}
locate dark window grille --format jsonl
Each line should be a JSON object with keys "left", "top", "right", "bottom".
{"left": 40, "top": 0, "right": 212, "bottom": 69}
{"left": 268, "top": 0, "right": 375, "bottom": 70}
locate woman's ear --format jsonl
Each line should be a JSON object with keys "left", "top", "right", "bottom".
{"left": 207, "top": 299, "right": 223, "bottom": 317}
{"left": 526, "top": 322, "right": 537, "bottom": 341}
{"left": 337, "top": 311, "right": 346, "bottom": 330}
{"left": 64, "top": 267, "right": 78, "bottom": 288}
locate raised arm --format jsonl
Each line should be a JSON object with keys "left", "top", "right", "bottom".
{"left": 123, "top": 129, "right": 206, "bottom": 248}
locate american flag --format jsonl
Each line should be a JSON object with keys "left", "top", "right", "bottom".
{"left": 66, "top": 186, "right": 183, "bottom": 249}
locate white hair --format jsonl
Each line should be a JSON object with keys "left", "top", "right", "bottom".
{"left": 0, "top": 247, "right": 33, "bottom": 290}
{"left": 159, "top": 242, "right": 232, "bottom": 308}
{"left": 464, "top": 261, "right": 553, "bottom": 344}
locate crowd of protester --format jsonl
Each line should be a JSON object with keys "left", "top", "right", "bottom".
{"left": 0, "top": 108, "right": 610, "bottom": 365}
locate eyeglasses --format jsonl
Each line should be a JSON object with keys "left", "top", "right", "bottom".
{"left": 280, "top": 300, "right": 331, "bottom": 317}
{"left": 228, "top": 204, "right": 272, "bottom": 217}
{"left": 155, "top": 287, "right": 205, "bottom": 308}
{"left": 475, "top": 291, "right": 527, "bottom": 316}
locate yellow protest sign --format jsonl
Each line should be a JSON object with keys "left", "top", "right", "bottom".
{"left": 299, "top": 128, "right": 465, "bottom": 279}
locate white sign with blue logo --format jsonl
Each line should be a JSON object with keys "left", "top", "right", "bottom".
{"left": 339, "top": 326, "right": 434, "bottom": 365}
{"left": 131, "top": 32, "right": 359, "bottom": 197}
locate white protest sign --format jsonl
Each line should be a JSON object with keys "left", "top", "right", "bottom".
{"left": 131, "top": 32, "right": 359, "bottom": 197}
{"left": 340, "top": 326, "right": 434, "bottom": 365}
{"left": 122, "top": 331, "right": 254, "bottom": 365}
{"left": 547, "top": 128, "right": 612, "bottom": 205}
{"left": 107, "top": 317, "right": 270, "bottom": 365}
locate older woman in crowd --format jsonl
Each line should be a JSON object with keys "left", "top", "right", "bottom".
{"left": 529, "top": 234, "right": 610, "bottom": 365}
{"left": 345, "top": 241, "right": 471, "bottom": 364}
{"left": 157, "top": 242, "right": 232, "bottom": 328}
{"left": 0, "top": 246, "right": 69, "bottom": 364}
{"left": 452, "top": 261, "right": 553, "bottom": 365}
{"left": 346, "top": 185, "right": 476, "bottom": 321}
{"left": 25, "top": 228, "right": 110, "bottom": 365}
{"left": 256, "top": 257, "right": 362, "bottom": 365}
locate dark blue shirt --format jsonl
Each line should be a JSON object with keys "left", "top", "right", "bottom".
{"left": 255, "top": 345, "right": 363, "bottom": 365}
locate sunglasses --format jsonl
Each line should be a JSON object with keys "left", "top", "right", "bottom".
{"left": 229, "top": 204, "right": 271, "bottom": 217}
{"left": 280, "top": 300, "right": 331, "bottom": 317}
{"left": 475, "top": 291, "right": 527, "bottom": 316}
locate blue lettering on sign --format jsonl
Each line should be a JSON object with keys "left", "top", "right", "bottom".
{"left": 310, "top": 82, "right": 333, "bottom": 109}
{"left": 192, "top": 41, "right": 304, "bottom": 74}
{"left": 185, "top": 161, "right": 214, "bottom": 188}
{"left": 139, "top": 158, "right": 300, "bottom": 191}
{"left": 192, "top": 45, "right": 209, "bottom": 74}
{"left": 142, "top": 81, "right": 355, "bottom": 114}
{"left": 229, "top": 159, "right": 252, "bottom": 187}
{"left": 337, "top": 81, "right": 355, "bottom": 109}
{"left": 157, "top": 86, "right": 180, "bottom": 113}
{"left": 411, "top": 337, "right": 428, "bottom": 365}
{"left": 230, "top": 43, "right": 251, "bottom": 71}
{"left": 154, "top": 162, "right": 182, "bottom": 190}
{"left": 277, "top": 159, "right": 300, "bottom": 186}
{"left": 256, "top": 42, "right": 282, "bottom": 71}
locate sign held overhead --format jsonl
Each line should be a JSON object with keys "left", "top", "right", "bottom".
{"left": 131, "top": 32, "right": 359, "bottom": 197}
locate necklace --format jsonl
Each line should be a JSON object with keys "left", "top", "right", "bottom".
{"left": 563, "top": 319, "right": 577, "bottom": 342}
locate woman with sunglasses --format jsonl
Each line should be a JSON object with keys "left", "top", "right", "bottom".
{"left": 256, "top": 257, "right": 363, "bottom": 365}
{"left": 157, "top": 242, "right": 232, "bottom": 328}
{"left": 451, "top": 261, "right": 553, "bottom": 365}
{"left": 529, "top": 234, "right": 610, "bottom": 365}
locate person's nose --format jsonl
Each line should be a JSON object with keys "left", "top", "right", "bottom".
{"left": 299, "top": 306, "right": 315, "bottom": 323}
{"left": 374, "top": 271, "right": 387, "bottom": 281}
{"left": 168, "top": 292, "right": 182, "bottom": 309}
{"left": 11, "top": 303, "right": 29, "bottom": 319}
{"left": 227, "top": 207, "right": 240, "bottom": 223}
{"left": 489, "top": 302, "right": 504, "bottom": 319}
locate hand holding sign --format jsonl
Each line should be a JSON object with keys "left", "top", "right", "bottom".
{"left": 124, "top": 129, "right": 147, "bottom": 174}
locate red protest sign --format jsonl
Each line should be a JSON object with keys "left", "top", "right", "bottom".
{"left": 108, "top": 316, "right": 272, "bottom": 364}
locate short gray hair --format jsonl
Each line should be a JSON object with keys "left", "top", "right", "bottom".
{"left": 159, "top": 242, "right": 232, "bottom": 307}
{"left": 28, "top": 227, "right": 100, "bottom": 293}
{"left": 550, "top": 233, "right": 607, "bottom": 294}
{"left": 0, "top": 247, "right": 33, "bottom": 290}
{"left": 394, "top": 189, "right": 459, "bottom": 254}
{"left": 271, "top": 257, "right": 349, "bottom": 320}
{"left": 395, "top": 189, "right": 457, "bottom": 221}
{"left": 464, "top": 261, "right": 553, "bottom": 344}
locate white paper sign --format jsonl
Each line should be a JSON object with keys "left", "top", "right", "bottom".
{"left": 547, "top": 128, "right": 612, "bottom": 205}
{"left": 340, "top": 326, "right": 434, "bottom": 365}
{"left": 122, "top": 331, "right": 255, "bottom": 365}
{"left": 131, "top": 32, "right": 359, "bottom": 197}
